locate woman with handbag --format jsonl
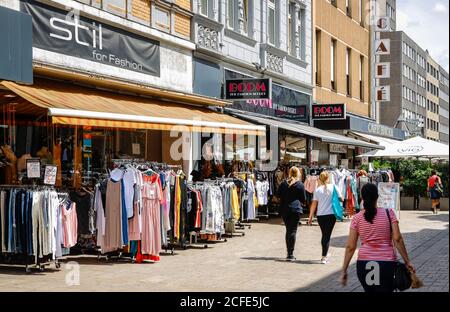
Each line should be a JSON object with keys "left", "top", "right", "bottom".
{"left": 428, "top": 170, "right": 443, "bottom": 214}
{"left": 340, "top": 183, "right": 415, "bottom": 292}
{"left": 278, "top": 167, "right": 307, "bottom": 262}
{"left": 308, "top": 171, "right": 344, "bottom": 264}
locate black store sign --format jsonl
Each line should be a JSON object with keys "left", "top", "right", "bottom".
{"left": 312, "top": 104, "right": 346, "bottom": 120}
{"left": 225, "top": 78, "right": 271, "bottom": 100}
{"left": 21, "top": 0, "right": 160, "bottom": 76}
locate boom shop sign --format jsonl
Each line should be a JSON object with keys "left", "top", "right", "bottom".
{"left": 312, "top": 104, "right": 346, "bottom": 120}
{"left": 21, "top": 0, "right": 160, "bottom": 76}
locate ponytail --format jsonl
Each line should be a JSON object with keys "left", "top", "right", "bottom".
{"left": 361, "top": 183, "right": 379, "bottom": 224}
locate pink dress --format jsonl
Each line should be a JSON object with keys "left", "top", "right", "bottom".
{"left": 62, "top": 203, "right": 78, "bottom": 248}
{"left": 141, "top": 179, "right": 162, "bottom": 256}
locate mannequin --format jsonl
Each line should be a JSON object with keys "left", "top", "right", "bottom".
{"left": 37, "top": 146, "right": 53, "bottom": 164}
{"left": 1, "top": 145, "right": 18, "bottom": 184}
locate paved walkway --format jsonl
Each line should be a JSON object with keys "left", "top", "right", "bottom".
{"left": 0, "top": 211, "right": 448, "bottom": 292}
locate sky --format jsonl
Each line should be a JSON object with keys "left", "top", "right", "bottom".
{"left": 396, "top": 0, "right": 450, "bottom": 71}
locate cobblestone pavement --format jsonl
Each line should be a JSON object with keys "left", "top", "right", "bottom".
{"left": 0, "top": 211, "right": 447, "bottom": 292}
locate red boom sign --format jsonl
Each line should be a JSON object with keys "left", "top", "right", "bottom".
{"left": 312, "top": 104, "right": 346, "bottom": 120}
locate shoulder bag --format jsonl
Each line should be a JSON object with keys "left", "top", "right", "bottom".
{"left": 386, "top": 209, "right": 412, "bottom": 291}
{"left": 332, "top": 185, "right": 344, "bottom": 221}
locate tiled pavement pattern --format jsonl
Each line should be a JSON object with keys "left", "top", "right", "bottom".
{"left": 0, "top": 211, "right": 448, "bottom": 292}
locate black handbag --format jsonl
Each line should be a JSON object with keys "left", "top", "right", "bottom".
{"left": 386, "top": 209, "right": 412, "bottom": 291}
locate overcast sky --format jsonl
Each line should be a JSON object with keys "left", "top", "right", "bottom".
{"left": 396, "top": 0, "right": 449, "bottom": 71}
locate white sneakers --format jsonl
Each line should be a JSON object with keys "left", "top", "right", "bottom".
{"left": 321, "top": 253, "right": 331, "bottom": 264}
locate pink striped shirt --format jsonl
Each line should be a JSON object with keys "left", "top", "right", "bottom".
{"left": 350, "top": 208, "right": 398, "bottom": 261}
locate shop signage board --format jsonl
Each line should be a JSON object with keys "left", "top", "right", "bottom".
{"left": 329, "top": 144, "right": 347, "bottom": 154}
{"left": 312, "top": 104, "right": 346, "bottom": 120}
{"left": 378, "top": 182, "right": 401, "bottom": 219}
{"left": 26, "top": 159, "right": 41, "bottom": 178}
{"left": 225, "top": 78, "right": 272, "bottom": 100}
{"left": 21, "top": 0, "right": 160, "bottom": 76}
{"left": 368, "top": 123, "right": 395, "bottom": 138}
{"left": 375, "top": 39, "right": 390, "bottom": 55}
{"left": 376, "top": 86, "right": 391, "bottom": 102}
{"left": 44, "top": 165, "right": 58, "bottom": 185}
{"left": 375, "top": 63, "right": 390, "bottom": 79}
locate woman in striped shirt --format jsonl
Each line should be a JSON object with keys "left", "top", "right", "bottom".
{"left": 340, "top": 183, "right": 415, "bottom": 292}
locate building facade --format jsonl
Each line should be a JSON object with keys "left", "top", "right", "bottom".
{"left": 192, "top": 0, "right": 313, "bottom": 108}
{"left": 425, "top": 54, "right": 441, "bottom": 141}
{"left": 439, "top": 66, "right": 449, "bottom": 144}
{"left": 378, "top": 31, "right": 427, "bottom": 137}
{"left": 313, "top": 0, "right": 371, "bottom": 118}
{"left": 191, "top": 0, "right": 314, "bottom": 164}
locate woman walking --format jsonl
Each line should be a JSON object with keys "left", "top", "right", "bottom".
{"left": 341, "top": 183, "right": 415, "bottom": 292}
{"left": 308, "top": 171, "right": 343, "bottom": 264}
{"left": 278, "top": 167, "right": 306, "bottom": 261}
{"left": 428, "top": 170, "right": 443, "bottom": 214}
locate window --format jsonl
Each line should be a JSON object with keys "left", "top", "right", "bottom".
{"left": 331, "top": 39, "right": 337, "bottom": 91}
{"left": 200, "top": 0, "right": 208, "bottom": 16}
{"left": 346, "top": 48, "right": 351, "bottom": 96}
{"left": 268, "top": 0, "right": 276, "bottom": 45}
{"left": 359, "top": 0, "right": 363, "bottom": 23}
{"left": 346, "top": 0, "right": 351, "bottom": 16}
{"left": 359, "top": 55, "right": 364, "bottom": 100}
{"left": 154, "top": 6, "right": 170, "bottom": 32}
{"left": 288, "top": 4, "right": 293, "bottom": 55}
{"left": 227, "top": 0, "right": 235, "bottom": 29}
{"left": 242, "top": 0, "right": 249, "bottom": 34}
{"left": 316, "top": 30, "right": 322, "bottom": 85}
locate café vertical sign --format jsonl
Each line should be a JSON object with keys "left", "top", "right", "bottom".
{"left": 21, "top": 0, "right": 160, "bottom": 76}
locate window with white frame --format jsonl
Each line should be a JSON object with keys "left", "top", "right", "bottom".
{"left": 200, "top": 0, "right": 208, "bottom": 16}
{"left": 227, "top": 0, "right": 250, "bottom": 35}
{"left": 331, "top": 39, "right": 337, "bottom": 90}
{"left": 153, "top": 6, "right": 171, "bottom": 32}
{"left": 227, "top": 0, "right": 235, "bottom": 29}
{"left": 268, "top": 0, "right": 277, "bottom": 45}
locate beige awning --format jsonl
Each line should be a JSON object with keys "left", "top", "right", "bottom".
{"left": 1, "top": 79, "right": 266, "bottom": 136}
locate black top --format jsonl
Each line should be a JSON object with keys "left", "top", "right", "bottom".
{"left": 278, "top": 180, "right": 306, "bottom": 215}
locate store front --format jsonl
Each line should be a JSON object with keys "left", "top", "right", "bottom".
{"left": 0, "top": 0, "right": 266, "bottom": 270}
{"left": 313, "top": 112, "right": 405, "bottom": 168}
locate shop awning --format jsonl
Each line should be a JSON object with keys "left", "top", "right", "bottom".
{"left": 349, "top": 132, "right": 401, "bottom": 147}
{"left": 0, "top": 79, "right": 265, "bottom": 136}
{"left": 227, "top": 110, "right": 384, "bottom": 150}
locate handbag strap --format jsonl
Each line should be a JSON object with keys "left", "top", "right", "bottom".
{"left": 385, "top": 209, "right": 399, "bottom": 259}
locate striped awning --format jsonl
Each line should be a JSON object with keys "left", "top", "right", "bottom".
{"left": 1, "top": 79, "right": 265, "bottom": 136}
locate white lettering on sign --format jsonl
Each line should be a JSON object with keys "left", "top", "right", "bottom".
{"left": 49, "top": 17, "right": 102, "bottom": 50}
{"left": 368, "top": 123, "right": 394, "bottom": 138}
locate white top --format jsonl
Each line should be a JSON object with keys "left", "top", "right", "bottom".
{"left": 123, "top": 170, "right": 137, "bottom": 219}
{"left": 256, "top": 181, "right": 269, "bottom": 206}
{"left": 313, "top": 184, "right": 340, "bottom": 216}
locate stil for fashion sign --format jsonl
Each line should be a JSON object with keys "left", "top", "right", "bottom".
{"left": 21, "top": 0, "right": 160, "bottom": 76}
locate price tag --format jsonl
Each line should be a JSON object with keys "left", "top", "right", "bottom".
{"left": 132, "top": 143, "right": 141, "bottom": 155}
{"left": 341, "top": 159, "right": 349, "bottom": 169}
{"left": 26, "top": 159, "right": 41, "bottom": 178}
{"left": 311, "top": 150, "right": 320, "bottom": 162}
{"left": 330, "top": 154, "right": 338, "bottom": 167}
{"left": 44, "top": 165, "right": 58, "bottom": 185}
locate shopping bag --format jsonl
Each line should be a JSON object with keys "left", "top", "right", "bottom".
{"left": 332, "top": 185, "right": 344, "bottom": 221}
